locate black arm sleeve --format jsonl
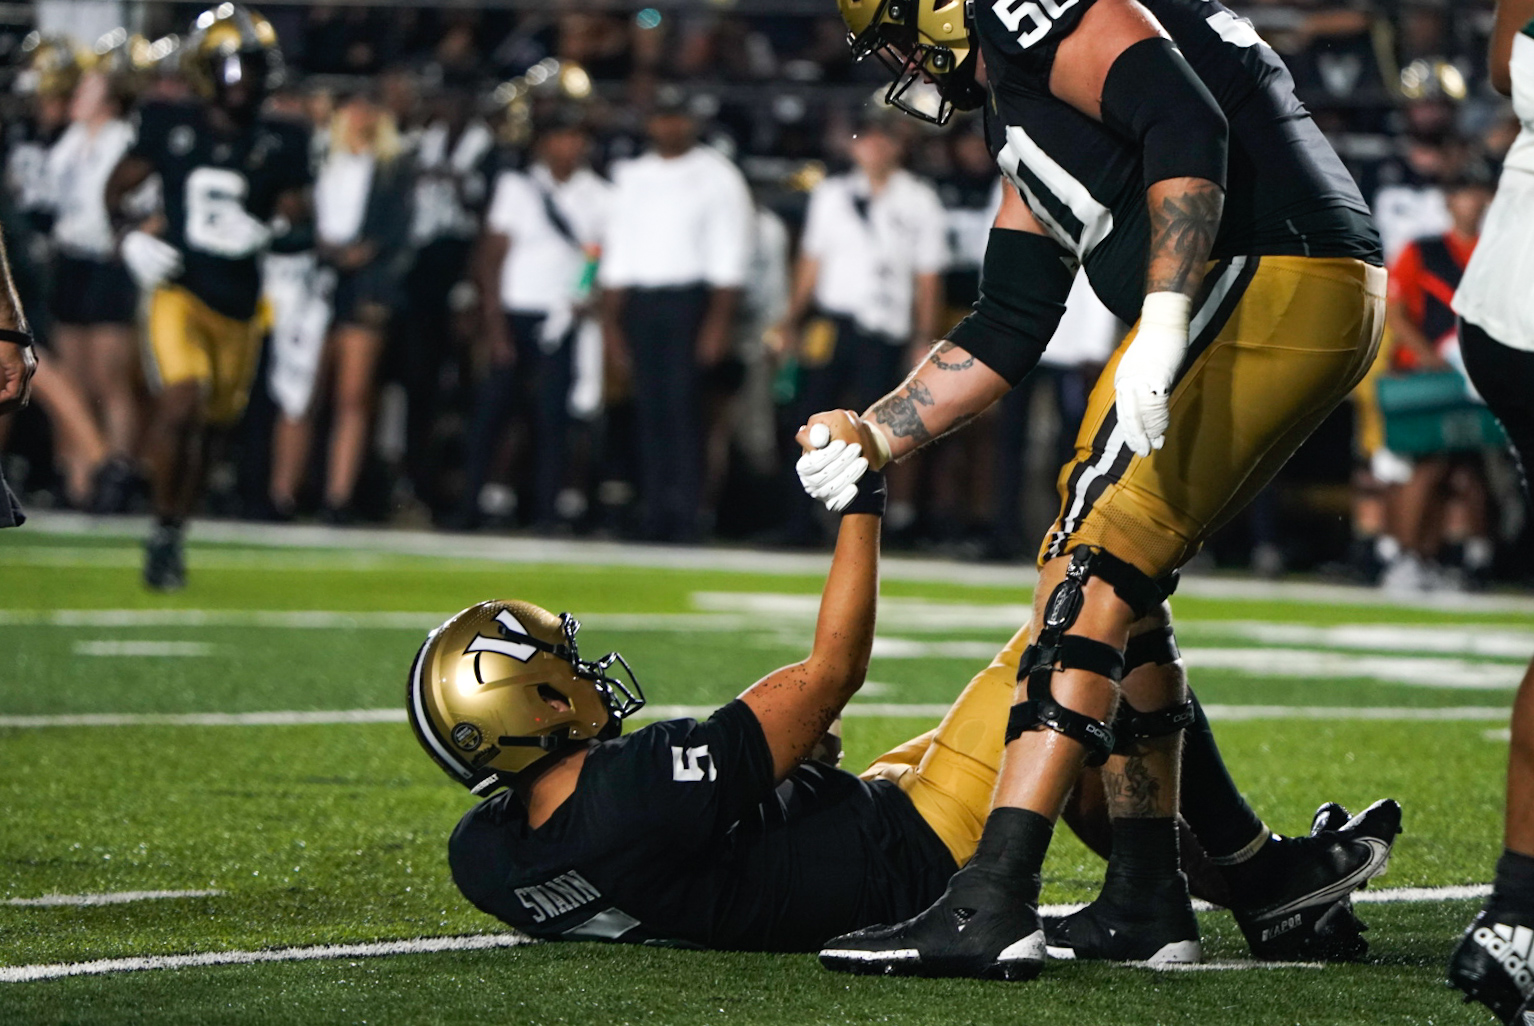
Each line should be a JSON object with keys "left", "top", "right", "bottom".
{"left": 1100, "top": 38, "right": 1229, "bottom": 191}
{"left": 945, "top": 227, "right": 1075, "bottom": 386}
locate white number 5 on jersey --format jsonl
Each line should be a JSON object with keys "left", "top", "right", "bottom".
{"left": 185, "top": 167, "right": 270, "bottom": 258}
{"left": 992, "top": 0, "right": 1081, "bottom": 49}
{"left": 671, "top": 746, "right": 716, "bottom": 782}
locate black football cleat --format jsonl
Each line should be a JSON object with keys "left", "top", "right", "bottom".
{"left": 819, "top": 864, "right": 1046, "bottom": 980}
{"left": 1232, "top": 798, "right": 1401, "bottom": 961}
{"left": 1449, "top": 906, "right": 1534, "bottom": 1023}
{"left": 1044, "top": 872, "right": 1202, "bottom": 965}
{"left": 143, "top": 524, "right": 187, "bottom": 592}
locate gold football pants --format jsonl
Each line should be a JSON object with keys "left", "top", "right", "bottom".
{"left": 145, "top": 285, "right": 268, "bottom": 425}
{"left": 861, "top": 624, "right": 1029, "bottom": 866}
{"left": 1040, "top": 255, "right": 1388, "bottom": 578}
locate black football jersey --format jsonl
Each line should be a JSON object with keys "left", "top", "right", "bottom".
{"left": 978, "top": 0, "right": 1383, "bottom": 322}
{"left": 448, "top": 700, "right": 958, "bottom": 952}
{"left": 129, "top": 102, "right": 312, "bottom": 320}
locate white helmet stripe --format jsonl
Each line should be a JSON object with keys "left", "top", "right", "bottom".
{"left": 409, "top": 645, "right": 473, "bottom": 780}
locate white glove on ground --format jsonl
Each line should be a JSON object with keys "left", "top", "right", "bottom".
{"left": 1114, "top": 292, "right": 1192, "bottom": 458}
{"left": 120, "top": 231, "right": 183, "bottom": 291}
{"left": 797, "top": 427, "right": 869, "bottom": 512}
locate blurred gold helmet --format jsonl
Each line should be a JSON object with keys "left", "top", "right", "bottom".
{"left": 838, "top": 0, "right": 984, "bottom": 125}
{"left": 407, "top": 601, "right": 645, "bottom": 795}
{"left": 17, "top": 32, "right": 85, "bottom": 98}
{"left": 183, "top": 3, "right": 283, "bottom": 114}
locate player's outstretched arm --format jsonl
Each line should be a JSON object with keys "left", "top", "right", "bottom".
{"left": 1491, "top": 0, "right": 1534, "bottom": 96}
{"left": 739, "top": 470, "right": 884, "bottom": 781}
{"left": 0, "top": 230, "right": 35, "bottom": 415}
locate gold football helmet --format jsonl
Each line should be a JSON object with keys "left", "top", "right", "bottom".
{"left": 407, "top": 600, "right": 645, "bottom": 795}
{"left": 838, "top": 0, "right": 984, "bottom": 125}
{"left": 17, "top": 32, "right": 86, "bottom": 98}
{"left": 183, "top": 3, "right": 284, "bottom": 114}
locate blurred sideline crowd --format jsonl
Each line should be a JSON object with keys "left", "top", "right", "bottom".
{"left": 1, "top": 0, "right": 1531, "bottom": 589}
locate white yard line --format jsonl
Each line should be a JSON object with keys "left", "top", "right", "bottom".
{"left": 0, "top": 884, "right": 1492, "bottom": 983}
{"left": 73, "top": 641, "right": 214, "bottom": 657}
{"left": 0, "top": 933, "right": 533, "bottom": 984}
{"left": 5, "top": 890, "right": 224, "bottom": 908}
{"left": 20, "top": 511, "right": 1534, "bottom": 614}
{"left": 0, "top": 705, "right": 1510, "bottom": 730}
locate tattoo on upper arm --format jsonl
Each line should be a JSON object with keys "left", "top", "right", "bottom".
{"left": 928, "top": 341, "right": 975, "bottom": 372}
{"left": 872, "top": 378, "right": 935, "bottom": 443}
{"left": 1145, "top": 181, "right": 1224, "bottom": 296}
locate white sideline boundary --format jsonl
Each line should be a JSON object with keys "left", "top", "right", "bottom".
{"left": 0, "top": 884, "right": 1493, "bottom": 983}
{"left": 0, "top": 933, "right": 533, "bottom": 983}
{"left": 19, "top": 511, "right": 1534, "bottom": 614}
{"left": 0, "top": 704, "right": 1513, "bottom": 730}
{"left": 6, "top": 890, "right": 224, "bottom": 907}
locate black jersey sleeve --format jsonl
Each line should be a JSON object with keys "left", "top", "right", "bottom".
{"left": 976, "top": 0, "right": 1099, "bottom": 81}
{"left": 126, "top": 102, "right": 174, "bottom": 167}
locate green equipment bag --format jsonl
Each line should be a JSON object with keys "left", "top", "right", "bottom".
{"left": 1376, "top": 369, "right": 1506, "bottom": 456}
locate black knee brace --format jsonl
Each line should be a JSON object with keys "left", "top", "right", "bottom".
{"left": 1114, "top": 626, "right": 1193, "bottom": 754}
{"left": 1005, "top": 546, "right": 1167, "bottom": 767}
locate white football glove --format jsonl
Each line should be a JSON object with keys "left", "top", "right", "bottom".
{"left": 797, "top": 427, "right": 869, "bottom": 512}
{"left": 199, "top": 206, "right": 273, "bottom": 259}
{"left": 120, "top": 231, "right": 183, "bottom": 290}
{"left": 1114, "top": 292, "right": 1192, "bottom": 458}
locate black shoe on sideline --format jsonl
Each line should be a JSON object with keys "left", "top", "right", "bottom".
{"left": 143, "top": 524, "right": 186, "bottom": 592}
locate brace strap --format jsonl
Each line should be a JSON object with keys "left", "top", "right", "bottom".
{"left": 1075, "top": 546, "right": 1166, "bottom": 621}
{"left": 1111, "top": 699, "right": 1197, "bottom": 754}
{"left": 1005, "top": 700, "right": 1116, "bottom": 766}
{"left": 1123, "top": 626, "right": 1181, "bottom": 674}
{"left": 1022, "top": 636, "right": 1126, "bottom": 684}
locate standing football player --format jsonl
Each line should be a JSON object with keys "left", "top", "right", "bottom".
{"left": 104, "top": 4, "right": 312, "bottom": 590}
{"left": 1447, "top": 1, "right": 1534, "bottom": 1021}
{"left": 802, "top": 0, "right": 1388, "bottom": 978}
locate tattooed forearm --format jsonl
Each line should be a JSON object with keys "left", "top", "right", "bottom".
{"left": 1103, "top": 755, "right": 1164, "bottom": 818}
{"left": 1145, "top": 179, "right": 1224, "bottom": 297}
{"left": 927, "top": 340, "right": 974, "bottom": 372}
{"left": 871, "top": 378, "right": 934, "bottom": 444}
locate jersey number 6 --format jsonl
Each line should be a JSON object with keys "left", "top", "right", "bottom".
{"left": 185, "top": 167, "right": 265, "bottom": 259}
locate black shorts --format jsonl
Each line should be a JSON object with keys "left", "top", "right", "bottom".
{"left": 50, "top": 253, "right": 138, "bottom": 328}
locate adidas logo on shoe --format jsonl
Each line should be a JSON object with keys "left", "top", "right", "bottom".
{"left": 1472, "top": 922, "right": 1534, "bottom": 996}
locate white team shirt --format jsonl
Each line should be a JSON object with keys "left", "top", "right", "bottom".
{"left": 410, "top": 119, "right": 494, "bottom": 246}
{"left": 314, "top": 150, "right": 374, "bottom": 247}
{"left": 801, "top": 169, "right": 948, "bottom": 342}
{"left": 486, "top": 164, "right": 612, "bottom": 314}
{"left": 598, "top": 145, "right": 754, "bottom": 291}
{"left": 1455, "top": 30, "right": 1534, "bottom": 353}
{"left": 47, "top": 118, "right": 136, "bottom": 258}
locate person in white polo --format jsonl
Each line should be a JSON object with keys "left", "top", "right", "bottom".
{"left": 598, "top": 86, "right": 753, "bottom": 542}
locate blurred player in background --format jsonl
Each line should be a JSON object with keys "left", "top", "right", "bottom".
{"left": 0, "top": 230, "right": 38, "bottom": 526}
{"left": 104, "top": 4, "right": 312, "bottom": 590}
{"left": 1447, "top": 1, "right": 1534, "bottom": 1022}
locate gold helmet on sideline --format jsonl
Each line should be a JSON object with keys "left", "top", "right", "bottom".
{"left": 182, "top": 3, "right": 283, "bottom": 115}
{"left": 407, "top": 601, "right": 646, "bottom": 795}
{"left": 17, "top": 32, "right": 86, "bottom": 98}
{"left": 837, "top": 0, "right": 985, "bottom": 125}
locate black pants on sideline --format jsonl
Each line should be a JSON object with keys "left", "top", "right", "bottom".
{"left": 1461, "top": 318, "right": 1534, "bottom": 499}
{"left": 624, "top": 285, "right": 710, "bottom": 542}
{"left": 398, "top": 237, "right": 473, "bottom": 510}
{"left": 460, "top": 312, "right": 574, "bottom": 525}
{"left": 797, "top": 315, "right": 906, "bottom": 421}
{"left": 990, "top": 364, "right": 1089, "bottom": 555}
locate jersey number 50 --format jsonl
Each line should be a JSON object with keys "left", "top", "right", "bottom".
{"left": 992, "top": 0, "right": 1082, "bottom": 49}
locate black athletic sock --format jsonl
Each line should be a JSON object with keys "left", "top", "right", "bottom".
{"left": 156, "top": 515, "right": 184, "bottom": 533}
{"left": 1108, "top": 817, "right": 1180, "bottom": 880}
{"left": 967, "top": 807, "right": 1054, "bottom": 887}
{"left": 1178, "top": 693, "right": 1268, "bottom": 860}
{"left": 1491, "top": 848, "right": 1534, "bottom": 911}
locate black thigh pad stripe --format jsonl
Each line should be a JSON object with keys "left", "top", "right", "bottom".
{"left": 1006, "top": 700, "right": 1116, "bottom": 767}
{"left": 1124, "top": 626, "right": 1181, "bottom": 673}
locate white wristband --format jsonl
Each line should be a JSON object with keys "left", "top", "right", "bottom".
{"left": 860, "top": 419, "right": 892, "bottom": 470}
{"left": 1139, "top": 291, "right": 1192, "bottom": 336}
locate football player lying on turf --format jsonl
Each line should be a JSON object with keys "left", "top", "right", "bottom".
{"left": 408, "top": 463, "right": 1399, "bottom": 958}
